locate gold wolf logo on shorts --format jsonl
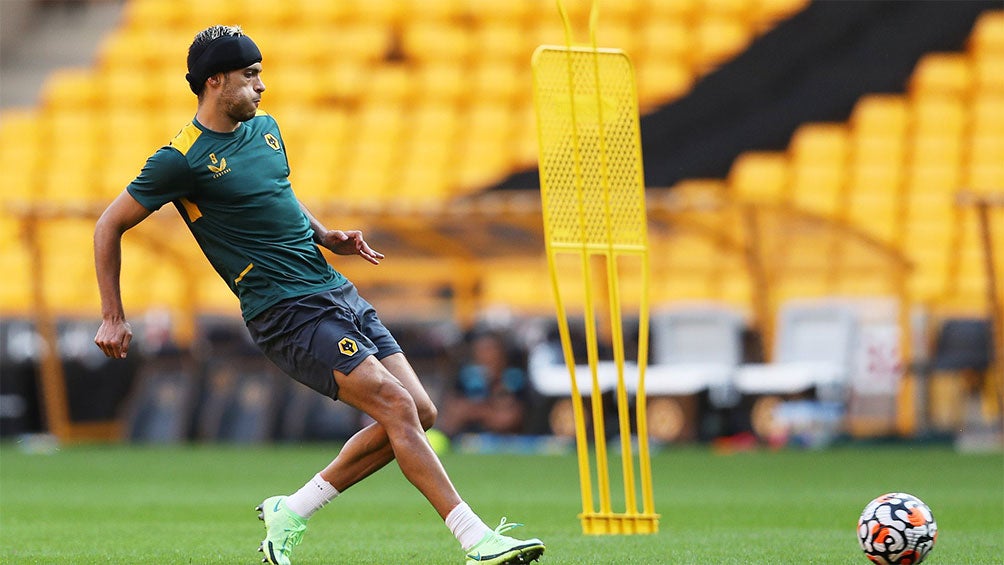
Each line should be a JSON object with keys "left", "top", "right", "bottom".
{"left": 338, "top": 337, "right": 358, "bottom": 356}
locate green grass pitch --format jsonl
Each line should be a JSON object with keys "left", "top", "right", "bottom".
{"left": 1, "top": 442, "right": 1001, "bottom": 564}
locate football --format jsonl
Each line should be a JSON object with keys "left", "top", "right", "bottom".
{"left": 857, "top": 492, "right": 938, "bottom": 565}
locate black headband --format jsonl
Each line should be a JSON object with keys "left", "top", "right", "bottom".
{"left": 186, "top": 34, "right": 262, "bottom": 94}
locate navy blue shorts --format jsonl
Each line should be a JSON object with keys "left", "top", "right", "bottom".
{"left": 246, "top": 282, "right": 402, "bottom": 400}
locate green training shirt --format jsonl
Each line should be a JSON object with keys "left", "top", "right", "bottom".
{"left": 127, "top": 111, "right": 346, "bottom": 321}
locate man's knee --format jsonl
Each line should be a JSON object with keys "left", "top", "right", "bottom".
{"left": 416, "top": 398, "right": 438, "bottom": 430}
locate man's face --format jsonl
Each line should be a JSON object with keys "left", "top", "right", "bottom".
{"left": 219, "top": 63, "right": 264, "bottom": 123}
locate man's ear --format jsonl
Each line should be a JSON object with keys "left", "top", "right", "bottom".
{"left": 207, "top": 73, "right": 223, "bottom": 88}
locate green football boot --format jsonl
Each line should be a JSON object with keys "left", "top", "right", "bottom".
{"left": 256, "top": 496, "right": 307, "bottom": 565}
{"left": 465, "top": 518, "right": 545, "bottom": 565}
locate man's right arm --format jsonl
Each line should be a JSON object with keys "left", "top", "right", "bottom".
{"left": 93, "top": 190, "right": 153, "bottom": 359}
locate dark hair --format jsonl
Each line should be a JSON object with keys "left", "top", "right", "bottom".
{"left": 186, "top": 25, "right": 261, "bottom": 95}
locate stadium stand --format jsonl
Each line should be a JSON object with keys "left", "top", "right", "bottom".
{"left": 1, "top": 0, "right": 809, "bottom": 320}
{"left": 1, "top": 1, "right": 1001, "bottom": 441}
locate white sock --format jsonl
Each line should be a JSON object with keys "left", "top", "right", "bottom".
{"left": 445, "top": 502, "right": 492, "bottom": 551}
{"left": 284, "top": 473, "right": 340, "bottom": 519}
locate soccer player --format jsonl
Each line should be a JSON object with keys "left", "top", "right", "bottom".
{"left": 93, "top": 25, "right": 544, "bottom": 565}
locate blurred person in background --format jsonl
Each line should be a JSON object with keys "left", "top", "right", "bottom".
{"left": 92, "top": 24, "right": 543, "bottom": 565}
{"left": 439, "top": 329, "right": 530, "bottom": 438}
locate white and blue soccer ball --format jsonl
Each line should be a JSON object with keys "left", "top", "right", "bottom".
{"left": 857, "top": 492, "right": 937, "bottom": 565}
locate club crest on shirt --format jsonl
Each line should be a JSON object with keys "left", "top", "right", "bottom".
{"left": 207, "top": 153, "right": 231, "bottom": 178}
{"left": 338, "top": 337, "right": 358, "bottom": 356}
{"left": 263, "top": 132, "right": 281, "bottom": 151}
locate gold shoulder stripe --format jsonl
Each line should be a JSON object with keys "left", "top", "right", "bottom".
{"left": 169, "top": 122, "right": 202, "bottom": 156}
{"left": 179, "top": 198, "right": 202, "bottom": 222}
{"left": 254, "top": 109, "right": 269, "bottom": 117}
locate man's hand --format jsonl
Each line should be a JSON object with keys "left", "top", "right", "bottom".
{"left": 94, "top": 318, "right": 133, "bottom": 359}
{"left": 318, "top": 230, "right": 384, "bottom": 265}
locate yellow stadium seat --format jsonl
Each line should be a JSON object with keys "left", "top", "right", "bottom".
{"left": 121, "top": 0, "right": 187, "bottom": 31}
{"left": 2, "top": 168, "right": 37, "bottom": 204}
{"left": 35, "top": 167, "right": 91, "bottom": 201}
{"left": 966, "top": 136, "right": 1004, "bottom": 192}
{"left": 398, "top": 135, "right": 455, "bottom": 200}
{"left": 257, "top": 25, "right": 328, "bottom": 68}
{"left": 414, "top": 63, "right": 467, "bottom": 104}
{"left": 852, "top": 135, "right": 906, "bottom": 175}
{"left": 910, "top": 131, "right": 965, "bottom": 173}
{"left": 455, "top": 149, "right": 510, "bottom": 193}
{"left": 40, "top": 68, "right": 100, "bottom": 110}
{"left": 293, "top": 114, "right": 351, "bottom": 198}
{"left": 791, "top": 123, "right": 849, "bottom": 164}
{"left": 968, "top": 10, "right": 1004, "bottom": 55}
{"left": 649, "top": 0, "right": 698, "bottom": 20}
{"left": 98, "top": 30, "right": 160, "bottom": 70}
{"left": 470, "top": 63, "right": 527, "bottom": 105}
{"left": 409, "top": 102, "right": 460, "bottom": 145}
{"left": 670, "top": 178, "right": 729, "bottom": 203}
{"left": 261, "top": 66, "right": 319, "bottom": 108}
{"left": 289, "top": 163, "right": 337, "bottom": 202}
{"left": 593, "top": 22, "right": 639, "bottom": 56}
{"left": 402, "top": 22, "right": 473, "bottom": 64}
{"left": 513, "top": 103, "right": 540, "bottom": 168}
{"left": 639, "top": 17, "right": 691, "bottom": 66}
{"left": 0, "top": 110, "right": 42, "bottom": 202}
{"left": 0, "top": 246, "right": 30, "bottom": 315}
{"left": 966, "top": 94, "right": 1004, "bottom": 193}
{"left": 908, "top": 162, "right": 964, "bottom": 197}
{"left": 286, "top": 0, "right": 352, "bottom": 24}
{"left": 636, "top": 61, "right": 693, "bottom": 108}
{"left": 906, "top": 194, "right": 957, "bottom": 235}
{"left": 363, "top": 66, "right": 417, "bottom": 105}
{"left": 99, "top": 67, "right": 159, "bottom": 109}
{"left": 852, "top": 99, "right": 908, "bottom": 163}
{"left": 404, "top": 0, "right": 464, "bottom": 21}
{"left": 972, "top": 93, "right": 1004, "bottom": 129}
{"left": 973, "top": 52, "right": 1004, "bottom": 92}
{"left": 321, "top": 62, "right": 369, "bottom": 104}
{"left": 847, "top": 188, "right": 901, "bottom": 243}
{"left": 850, "top": 160, "right": 903, "bottom": 200}
{"left": 231, "top": 0, "right": 298, "bottom": 29}
{"left": 356, "top": 102, "right": 406, "bottom": 139}
{"left": 532, "top": 21, "right": 570, "bottom": 48}
{"left": 851, "top": 95, "right": 909, "bottom": 135}
{"left": 752, "top": 0, "right": 810, "bottom": 26}
{"left": 909, "top": 53, "right": 972, "bottom": 96}
{"left": 910, "top": 93, "right": 966, "bottom": 136}
{"left": 693, "top": 16, "right": 753, "bottom": 69}
{"left": 397, "top": 166, "right": 454, "bottom": 202}
{"left": 454, "top": 104, "right": 516, "bottom": 191}
{"left": 51, "top": 135, "right": 100, "bottom": 178}
{"left": 474, "top": 22, "right": 529, "bottom": 64}
{"left": 789, "top": 124, "right": 849, "bottom": 216}
{"left": 792, "top": 167, "right": 845, "bottom": 217}
{"left": 728, "top": 151, "right": 790, "bottom": 203}
{"left": 327, "top": 24, "right": 394, "bottom": 63}
{"left": 698, "top": 0, "right": 751, "bottom": 18}
{"left": 462, "top": 104, "right": 513, "bottom": 142}
{"left": 346, "top": 0, "right": 405, "bottom": 26}
{"left": 180, "top": 0, "right": 241, "bottom": 30}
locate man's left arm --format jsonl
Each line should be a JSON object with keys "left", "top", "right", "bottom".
{"left": 299, "top": 201, "right": 384, "bottom": 265}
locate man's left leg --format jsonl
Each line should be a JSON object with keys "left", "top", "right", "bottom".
{"left": 314, "top": 353, "right": 436, "bottom": 492}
